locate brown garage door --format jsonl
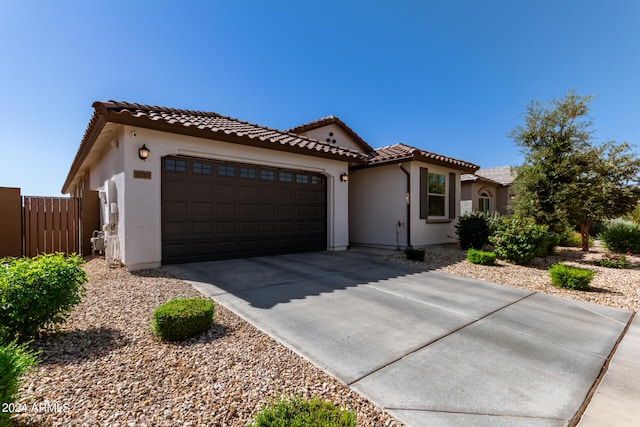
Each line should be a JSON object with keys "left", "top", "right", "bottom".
{"left": 161, "top": 156, "right": 327, "bottom": 264}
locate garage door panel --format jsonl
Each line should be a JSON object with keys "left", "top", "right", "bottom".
{"left": 162, "top": 157, "right": 327, "bottom": 263}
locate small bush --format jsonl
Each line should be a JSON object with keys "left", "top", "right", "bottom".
{"left": 549, "top": 264, "right": 595, "bottom": 290}
{"left": 455, "top": 211, "right": 497, "bottom": 250}
{"left": 248, "top": 396, "right": 356, "bottom": 427}
{"left": 0, "top": 253, "right": 87, "bottom": 342}
{"left": 0, "top": 341, "right": 39, "bottom": 425}
{"left": 489, "top": 215, "right": 551, "bottom": 265}
{"left": 404, "top": 247, "right": 425, "bottom": 262}
{"left": 467, "top": 249, "right": 496, "bottom": 265}
{"left": 562, "top": 231, "right": 594, "bottom": 248}
{"left": 152, "top": 298, "right": 214, "bottom": 341}
{"left": 598, "top": 218, "right": 640, "bottom": 254}
{"left": 598, "top": 254, "right": 631, "bottom": 269}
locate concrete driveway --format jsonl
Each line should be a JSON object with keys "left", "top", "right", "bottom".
{"left": 166, "top": 251, "right": 632, "bottom": 427}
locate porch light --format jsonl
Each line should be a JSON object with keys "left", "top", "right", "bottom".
{"left": 138, "top": 144, "right": 150, "bottom": 161}
{"left": 340, "top": 173, "right": 349, "bottom": 182}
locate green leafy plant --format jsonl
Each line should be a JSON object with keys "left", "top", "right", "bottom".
{"left": 562, "top": 230, "right": 594, "bottom": 248}
{"left": 549, "top": 264, "right": 595, "bottom": 290}
{"left": 151, "top": 298, "right": 214, "bottom": 341}
{"left": 248, "top": 396, "right": 356, "bottom": 427}
{"left": 0, "top": 341, "right": 39, "bottom": 425}
{"left": 0, "top": 253, "right": 87, "bottom": 342}
{"left": 467, "top": 249, "right": 497, "bottom": 266}
{"left": 598, "top": 254, "right": 631, "bottom": 269}
{"left": 455, "top": 211, "right": 497, "bottom": 250}
{"left": 598, "top": 218, "right": 640, "bottom": 254}
{"left": 489, "top": 215, "right": 551, "bottom": 265}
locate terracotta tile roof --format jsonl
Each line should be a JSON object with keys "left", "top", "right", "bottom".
{"left": 63, "top": 101, "right": 367, "bottom": 193}
{"left": 462, "top": 166, "right": 516, "bottom": 185}
{"left": 367, "top": 143, "right": 479, "bottom": 173}
{"left": 287, "top": 115, "right": 374, "bottom": 153}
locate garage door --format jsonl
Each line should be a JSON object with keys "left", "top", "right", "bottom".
{"left": 161, "top": 156, "right": 327, "bottom": 264}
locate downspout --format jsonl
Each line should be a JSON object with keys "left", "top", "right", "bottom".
{"left": 399, "top": 163, "right": 411, "bottom": 248}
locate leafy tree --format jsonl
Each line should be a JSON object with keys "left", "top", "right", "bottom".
{"left": 510, "top": 91, "right": 640, "bottom": 251}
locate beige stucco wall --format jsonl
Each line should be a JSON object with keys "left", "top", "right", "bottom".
{"left": 349, "top": 161, "right": 462, "bottom": 248}
{"left": 300, "top": 124, "right": 366, "bottom": 154}
{"left": 460, "top": 181, "right": 511, "bottom": 215}
{"left": 85, "top": 125, "right": 350, "bottom": 270}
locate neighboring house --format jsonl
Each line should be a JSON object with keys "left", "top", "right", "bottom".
{"left": 460, "top": 166, "right": 516, "bottom": 216}
{"left": 62, "top": 101, "right": 478, "bottom": 270}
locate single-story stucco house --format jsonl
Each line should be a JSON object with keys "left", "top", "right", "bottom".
{"left": 460, "top": 166, "right": 516, "bottom": 215}
{"left": 62, "top": 101, "right": 478, "bottom": 270}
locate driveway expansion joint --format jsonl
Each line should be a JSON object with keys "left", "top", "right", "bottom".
{"left": 348, "top": 290, "right": 537, "bottom": 386}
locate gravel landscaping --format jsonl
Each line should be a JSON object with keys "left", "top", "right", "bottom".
{"left": 11, "top": 242, "right": 638, "bottom": 426}
{"left": 12, "top": 259, "right": 401, "bottom": 427}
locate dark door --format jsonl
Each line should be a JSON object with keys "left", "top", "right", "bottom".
{"left": 161, "top": 157, "right": 327, "bottom": 264}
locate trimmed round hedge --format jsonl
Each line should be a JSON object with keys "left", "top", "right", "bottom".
{"left": 151, "top": 298, "right": 214, "bottom": 341}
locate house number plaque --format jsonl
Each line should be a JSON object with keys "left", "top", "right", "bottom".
{"left": 133, "top": 170, "right": 152, "bottom": 179}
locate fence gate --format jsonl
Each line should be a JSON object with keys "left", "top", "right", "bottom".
{"left": 23, "top": 196, "right": 80, "bottom": 257}
{"left": 0, "top": 187, "right": 99, "bottom": 258}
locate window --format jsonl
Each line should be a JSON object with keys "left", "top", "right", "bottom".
{"left": 165, "top": 159, "right": 186, "bottom": 172}
{"left": 479, "top": 191, "right": 491, "bottom": 213}
{"left": 193, "top": 162, "right": 212, "bottom": 175}
{"left": 217, "top": 165, "right": 235, "bottom": 177}
{"left": 279, "top": 172, "right": 293, "bottom": 182}
{"left": 240, "top": 167, "right": 256, "bottom": 179}
{"left": 295, "top": 174, "right": 309, "bottom": 184}
{"left": 428, "top": 173, "right": 446, "bottom": 216}
{"left": 311, "top": 176, "right": 323, "bottom": 185}
{"left": 260, "top": 170, "right": 275, "bottom": 181}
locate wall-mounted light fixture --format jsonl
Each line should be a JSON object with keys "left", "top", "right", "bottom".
{"left": 138, "top": 144, "right": 150, "bottom": 161}
{"left": 340, "top": 173, "right": 349, "bottom": 182}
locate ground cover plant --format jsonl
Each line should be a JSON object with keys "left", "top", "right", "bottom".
{"left": 467, "top": 249, "right": 496, "bottom": 266}
{"left": 0, "top": 253, "right": 87, "bottom": 342}
{"left": 151, "top": 297, "right": 214, "bottom": 341}
{"left": 0, "top": 341, "right": 39, "bottom": 426}
{"left": 248, "top": 396, "right": 356, "bottom": 427}
{"left": 598, "top": 254, "right": 631, "bottom": 269}
{"left": 549, "top": 264, "right": 595, "bottom": 290}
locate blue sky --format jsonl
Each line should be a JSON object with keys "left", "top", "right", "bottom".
{"left": 1, "top": 0, "right": 638, "bottom": 196}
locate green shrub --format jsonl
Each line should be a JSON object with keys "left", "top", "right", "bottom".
{"left": 0, "top": 253, "right": 87, "bottom": 342}
{"left": 598, "top": 218, "right": 640, "bottom": 254}
{"left": 152, "top": 298, "right": 214, "bottom": 341}
{"left": 467, "top": 249, "right": 497, "bottom": 265}
{"left": 404, "top": 247, "right": 425, "bottom": 262}
{"left": 248, "top": 396, "right": 356, "bottom": 427}
{"left": 562, "top": 231, "right": 594, "bottom": 248}
{"left": 0, "top": 341, "right": 39, "bottom": 425}
{"left": 455, "top": 211, "right": 497, "bottom": 250}
{"left": 489, "top": 215, "right": 551, "bottom": 265}
{"left": 549, "top": 264, "right": 595, "bottom": 290}
{"left": 598, "top": 254, "right": 631, "bottom": 269}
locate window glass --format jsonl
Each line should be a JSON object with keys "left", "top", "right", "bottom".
{"left": 295, "top": 174, "right": 309, "bottom": 184}
{"left": 193, "top": 162, "right": 212, "bottom": 175}
{"left": 311, "top": 176, "right": 323, "bottom": 185}
{"left": 428, "top": 173, "right": 446, "bottom": 216}
{"left": 240, "top": 167, "right": 256, "bottom": 179}
{"left": 479, "top": 192, "right": 490, "bottom": 213}
{"left": 165, "top": 159, "right": 186, "bottom": 172}
{"left": 217, "top": 165, "right": 235, "bottom": 177}
{"left": 260, "top": 170, "right": 275, "bottom": 181}
{"left": 279, "top": 172, "right": 293, "bottom": 182}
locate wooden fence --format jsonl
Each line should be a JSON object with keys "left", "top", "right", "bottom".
{"left": 0, "top": 187, "right": 99, "bottom": 258}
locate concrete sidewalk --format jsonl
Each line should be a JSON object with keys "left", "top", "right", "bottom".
{"left": 166, "top": 251, "right": 633, "bottom": 426}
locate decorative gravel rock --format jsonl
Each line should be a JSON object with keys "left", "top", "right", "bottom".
{"left": 12, "top": 258, "right": 402, "bottom": 427}
{"left": 382, "top": 243, "right": 640, "bottom": 312}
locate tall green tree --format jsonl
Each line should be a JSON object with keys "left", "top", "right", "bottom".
{"left": 510, "top": 91, "right": 640, "bottom": 251}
